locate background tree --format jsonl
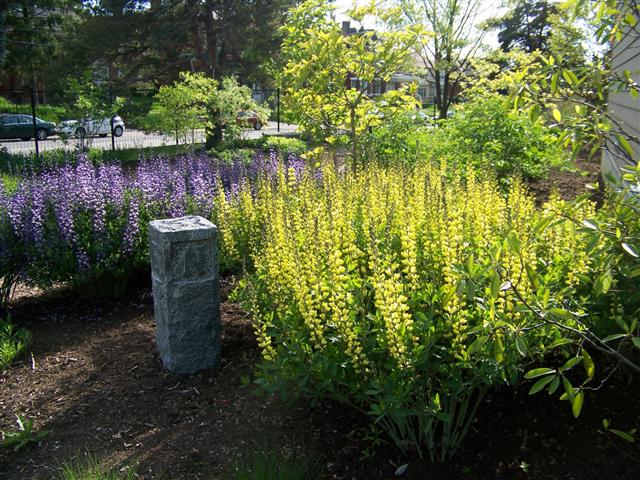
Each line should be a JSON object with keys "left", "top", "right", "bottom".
{"left": 52, "top": 0, "right": 296, "bottom": 91}
{"left": 280, "top": 0, "right": 422, "bottom": 166}
{"left": 0, "top": 1, "right": 77, "bottom": 93}
{"left": 490, "top": 0, "right": 558, "bottom": 53}
{"left": 510, "top": 0, "right": 637, "bottom": 164}
{"left": 399, "top": 0, "right": 485, "bottom": 119}
{"left": 152, "top": 72, "right": 269, "bottom": 149}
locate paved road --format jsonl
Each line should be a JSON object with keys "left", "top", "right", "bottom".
{"left": 0, "top": 121, "right": 298, "bottom": 154}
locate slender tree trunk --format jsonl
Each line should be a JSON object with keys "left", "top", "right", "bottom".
{"left": 190, "top": 0, "right": 206, "bottom": 72}
{"left": 434, "top": 69, "right": 442, "bottom": 118}
{"left": 350, "top": 107, "right": 358, "bottom": 172}
{"left": 440, "top": 71, "right": 450, "bottom": 119}
{"left": 205, "top": 0, "right": 218, "bottom": 78}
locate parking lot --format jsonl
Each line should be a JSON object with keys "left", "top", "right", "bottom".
{"left": 0, "top": 121, "right": 298, "bottom": 154}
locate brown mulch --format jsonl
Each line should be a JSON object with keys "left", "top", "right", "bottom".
{"left": 1, "top": 281, "right": 639, "bottom": 480}
{"left": 528, "top": 154, "right": 601, "bottom": 204}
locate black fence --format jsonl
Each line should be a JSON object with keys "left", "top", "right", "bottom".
{"left": 0, "top": 86, "right": 285, "bottom": 156}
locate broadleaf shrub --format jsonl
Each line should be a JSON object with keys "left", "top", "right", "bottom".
{"left": 430, "top": 95, "right": 565, "bottom": 181}
{"left": 261, "top": 136, "right": 307, "bottom": 158}
{"left": 231, "top": 160, "right": 614, "bottom": 460}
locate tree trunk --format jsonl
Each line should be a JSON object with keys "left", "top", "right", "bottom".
{"left": 205, "top": 110, "right": 223, "bottom": 149}
{"left": 439, "top": 71, "right": 450, "bottom": 119}
{"left": 350, "top": 107, "right": 358, "bottom": 172}
{"left": 190, "top": 0, "right": 206, "bottom": 72}
{"left": 205, "top": 0, "right": 218, "bottom": 78}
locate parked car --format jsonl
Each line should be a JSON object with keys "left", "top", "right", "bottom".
{"left": 57, "top": 116, "right": 125, "bottom": 138}
{"left": 236, "top": 110, "right": 264, "bottom": 130}
{"left": 0, "top": 113, "right": 56, "bottom": 141}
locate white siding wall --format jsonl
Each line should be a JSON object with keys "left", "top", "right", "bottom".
{"left": 603, "top": 22, "right": 640, "bottom": 178}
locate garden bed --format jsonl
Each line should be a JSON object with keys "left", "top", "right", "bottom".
{"left": 1, "top": 281, "right": 638, "bottom": 480}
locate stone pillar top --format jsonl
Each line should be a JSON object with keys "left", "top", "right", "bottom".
{"left": 150, "top": 216, "right": 216, "bottom": 240}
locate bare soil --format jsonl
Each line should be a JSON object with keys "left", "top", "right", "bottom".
{"left": 528, "top": 155, "right": 601, "bottom": 204}
{"left": 1, "top": 279, "right": 639, "bottom": 480}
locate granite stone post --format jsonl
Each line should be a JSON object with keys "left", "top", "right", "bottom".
{"left": 149, "top": 216, "right": 220, "bottom": 374}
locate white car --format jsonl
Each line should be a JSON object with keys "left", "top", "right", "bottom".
{"left": 57, "top": 116, "right": 125, "bottom": 138}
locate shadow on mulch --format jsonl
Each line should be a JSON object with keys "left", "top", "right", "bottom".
{"left": 1, "top": 281, "right": 639, "bottom": 480}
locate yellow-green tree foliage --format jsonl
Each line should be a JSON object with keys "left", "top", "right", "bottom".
{"left": 279, "top": 0, "right": 422, "bottom": 166}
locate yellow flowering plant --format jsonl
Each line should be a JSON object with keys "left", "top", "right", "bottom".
{"left": 229, "top": 158, "right": 610, "bottom": 460}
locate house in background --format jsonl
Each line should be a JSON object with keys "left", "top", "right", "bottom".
{"left": 602, "top": 20, "right": 640, "bottom": 179}
{"left": 341, "top": 21, "right": 436, "bottom": 106}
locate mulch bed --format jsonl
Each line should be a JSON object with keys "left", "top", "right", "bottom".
{"left": 1, "top": 160, "right": 638, "bottom": 479}
{"left": 528, "top": 154, "right": 601, "bottom": 204}
{"left": 1, "top": 281, "right": 639, "bottom": 480}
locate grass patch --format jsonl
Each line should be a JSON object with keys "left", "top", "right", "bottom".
{"left": 57, "top": 454, "right": 137, "bottom": 480}
{"left": 0, "top": 317, "right": 32, "bottom": 370}
{"left": 232, "top": 449, "right": 320, "bottom": 480}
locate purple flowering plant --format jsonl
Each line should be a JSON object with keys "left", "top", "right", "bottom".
{"left": 0, "top": 150, "right": 307, "bottom": 303}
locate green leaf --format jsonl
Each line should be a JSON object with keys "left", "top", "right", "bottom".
{"left": 490, "top": 272, "right": 500, "bottom": 300}
{"left": 467, "top": 336, "right": 488, "bottom": 355}
{"left": 610, "top": 429, "right": 635, "bottom": 442}
{"left": 548, "top": 375, "right": 560, "bottom": 394}
{"left": 631, "top": 337, "right": 640, "bottom": 350}
{"left": 561, "top": 356, "right": 583, "bottom": 372}
{"left": 562, "top": 376, "right": 575, "bottom": 402}
{"left": 593, "top": 271, "right": 612, "bottom": 295}
{"left": 494, "top": 335, "right": 504, "bottom": 363}
{"left": 505, "top": 233, "right": 521, "bottom": 253}
{"left": 548, "top": 308, "right": 574, "bottom": 321}
{"left": 515, "top": 335, "right": 528, "bottom": 357}
{"left": 617, "top": 134, "right": 635, "bottom": 158}
{"left": 529, "top": 374, "right": 555, "bottom": 395}
{"left": 552, "top": 108, "right": 562, "bottom": 122}
{"left": 621, "top": 243, "right": 639, "bottom": 258}
{"left": 603, "top": 333, "right": 627, "bottom": 342}
{"left": 549, "top": 337, "right": 574, "bottom": 349}
{"left": 525, "top": 265, "right": 539, "bottom": 290}
{"left": 524, "top": 367, "right": 556, "bottom": 379}
{"left": 572, "top": 390, "right": 584, "bottom": 417}
{"left": 583, "top": 349, "right": 595, "bottom": 379}
{"left": 551, "top": 72, "right": 559, "bottom": 92}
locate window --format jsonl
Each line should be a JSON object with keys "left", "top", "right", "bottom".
{"left": 371, "top": 79, "right": 382, "bottom": 95}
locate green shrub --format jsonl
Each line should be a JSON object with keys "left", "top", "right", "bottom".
{"left": 360, "top": 111, "right": 432, "bottom": 167}
{"left": 232, "top": 161, "right": 604, "bottom": 461}
{"left": 212, "top": 147, "right": 255, "bottom": 165}
{"left": 0, "top": 317, "right": 32, "bottom": 369}
{"left": 431, "top": 95, "right": 565, "bottom": 181}
{"left": 261, "top": 136, "right": 307, "bottom": 157}
{"left": 0, "top": 96, "right": 68, "bottom": 124}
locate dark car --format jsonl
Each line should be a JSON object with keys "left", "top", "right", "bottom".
{"left": 236, "top": 110, "right": 264, "bottom": 130}
{"left": 0, "top": 113, "right": 57, "bottom": 141}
